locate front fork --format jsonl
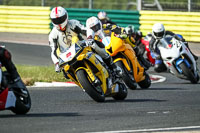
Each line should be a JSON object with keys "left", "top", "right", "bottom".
{"left": 175, "top": 56, "right": 191, "bottom": 74}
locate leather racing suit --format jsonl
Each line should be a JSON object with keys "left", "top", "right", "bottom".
{"left": 49, "top": 19, "right": 87, "bottom": 67}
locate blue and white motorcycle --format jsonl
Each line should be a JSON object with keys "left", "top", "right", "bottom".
{"left": 158, "top": 35, "right": 199, "bottom": 83}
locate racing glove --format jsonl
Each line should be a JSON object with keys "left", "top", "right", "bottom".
{"left": 55, "top": 62, "right": 61, "bottom": 73}
{"left": 86, "top": 39, "right": 94, "bottom": 46}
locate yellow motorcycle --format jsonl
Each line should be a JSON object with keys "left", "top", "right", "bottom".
{"left": 58, "top": 38, "right": 128, "bottom": 102}
{"left": 103, "top": 32, "right": 151, "bottom": 89}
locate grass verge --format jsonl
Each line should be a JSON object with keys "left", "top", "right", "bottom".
{"left": 16, "top": 64, "right": 70, "bottom": 86}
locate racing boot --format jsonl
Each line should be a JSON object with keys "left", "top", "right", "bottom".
{"left": 104, "top": 56, "right": 122, "bottom": 83}
{"left": 138, "top": 54, "right": 152, "bottom": 70}
{"left": 134, "top": 47, "right": 152, "bottom": 70}
{"left": 154, "top": 59, "right": 167, "bottom": 73}
{"left": 104, "top": 56, "right": 122, "bottom": 75}
{"left": 184, "top": 42, "right": 198, "bottom": 61}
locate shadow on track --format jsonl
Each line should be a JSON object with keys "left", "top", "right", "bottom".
{"left": 105, "top": 99, "right": 166, "bottom": 103}
{"left": 0, "top": 112, "right": 81, "bottom": 118}
{"left": 144, "top": 87, "right": 184, "bottom": 90}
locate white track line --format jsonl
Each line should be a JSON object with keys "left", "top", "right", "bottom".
{"left": 150, "top": 74, "right": 166, "bottom": 83}
{"left": 87, "top": 126, "right": 200, "bottom": 133}
{"left": 30, "top": 74, "right": 166, "bottom": 87}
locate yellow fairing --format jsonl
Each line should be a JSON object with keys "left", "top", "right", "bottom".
{"left": 63, "top": 64, "right": 81, "bottom": 87}
{"left": 113, "top": 57, "right": 131, "bottom": 71}
{"left": 74, "top": 46, "right": 109, "bottom": 94}
{"left": 125, "top": 37, "right": 136, "bottom": 48}
{"left": 83, "top": 53, "right": 109, "bottom": 94}
{"left": 123, "top": 43, "right": 145, "bottom": 82}
{"left": 106, "top": 32, "right": 145, "bottom": 82}
{"left": 61, "top": 40, "right": 109, "bottom": 94}
{"left": 105, "top": 32, "right": 126, "bottom": 56}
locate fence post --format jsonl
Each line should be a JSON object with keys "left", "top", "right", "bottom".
{"left": 188, "top": 0, "right": 191, "bottom": 12}
{"left": 137, "top": 0, "right": 142, "bottom": 10}
{"left": 41, "top": 0, "right": 45, "bottom": 6}
{"left": 89, "top": 0, "right": 93, "bottom": 9}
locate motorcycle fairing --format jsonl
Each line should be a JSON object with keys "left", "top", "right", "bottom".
{"left": 0, "top": 88, "right": 16, "bottom": 110}
{"left": 83, "top": 52, "right": 109, "bottom": 94}
{"left": 105, "top": 32, "right": 145, "bottom": 82}
{"left": 59, "top": 43, "right": 82, "bottom": 66}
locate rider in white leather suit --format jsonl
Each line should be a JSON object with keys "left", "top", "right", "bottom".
{"left": 49, "top": 6, "right": 87, "bottom": 72}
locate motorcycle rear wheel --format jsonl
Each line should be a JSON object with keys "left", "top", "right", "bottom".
{"left": 179, "top": 62, "right": 199, "bottom": 84}
{"left": 115, "top": 61, "right": 137, "bottom": 90}
{"left": 76, "top": 69, "right": 105, "bottom": 102}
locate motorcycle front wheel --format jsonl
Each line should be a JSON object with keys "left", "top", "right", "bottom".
{"left": 11, "top": 88, "right": 31, "bottom": 115}
{"left": 76, "top": 69, "right": 105, "bottom": 102}
{"left": 115, "top": 61, "right": 137, "bottom": 90}
{"left": 179, "top": 62, "right": 199, "bottom": 84}
{"left": 138, "top": 72, "right": 151, "bottom": 89}
{"left": 112, "top": 83, "right": 128, "bottom": 100}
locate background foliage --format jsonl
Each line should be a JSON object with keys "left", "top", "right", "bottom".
{"left": 0, "top": 0, "right": 200, "bottom": 11}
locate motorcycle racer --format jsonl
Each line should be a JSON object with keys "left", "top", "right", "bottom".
{"left": 97, "top": 11, "right": 117, "bottom": 37}
{"left": 49, "top": 6, "right": 87, "bottom": 73}
{"left": 97, "top": 11, "right": 116, "bottom": 25}
{"left": 149, "top": 23, "right": 198, "bottom": 72}
{"left": 124, "top": 25, "right": 152, "bottom": 70}
{"left": 0, "top": 46, "right": 26, "bottom": 93}
{"left": 86, "top": 16, "right": 122, "bottom": 76}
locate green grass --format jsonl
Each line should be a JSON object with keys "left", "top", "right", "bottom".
{"left": 15, "top": 64, "right": 70, "bottom": 86}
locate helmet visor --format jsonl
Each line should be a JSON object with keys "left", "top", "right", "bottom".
{"left": 51, "top": 14, "right": 67, "bottom": 25}
{"left": 91, "top": 23, "right": 101, "bottom": 32}
{"left": 153, "top": 31, "right": 164, "bottom": 38}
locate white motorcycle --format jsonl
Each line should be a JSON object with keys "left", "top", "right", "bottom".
{"left": 0, "top": 62, "right": 31, "bottom": 114}
{"left": 158, "top": 36, "right": 199, "bottom": 83}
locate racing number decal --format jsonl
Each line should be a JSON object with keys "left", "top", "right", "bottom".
{"left": 175, "top": 40, "right": 181, "bottom": 48}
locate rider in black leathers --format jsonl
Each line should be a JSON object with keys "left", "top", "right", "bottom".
{"left": 0, "top": 46, "right": 26, "bottom": 90}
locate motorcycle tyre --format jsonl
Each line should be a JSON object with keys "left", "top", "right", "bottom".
{"left": 76, "top": 69, "right": 105, "bottom": 102}
{"left": 112, "top": 83, "right": 128, "bottom": 100}
{"left": 11, "top": 89, "right": 31, "bottom": 115}
{"left": 138, "top": 72, "right": 151, "bottom": 89}
{"left": 115, "top": 61, "right": 137, "bottom": 90}
{"left": 179, "top": 62, "right": 199, "bottom": 84}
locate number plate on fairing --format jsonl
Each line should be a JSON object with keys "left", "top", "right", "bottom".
{"left": 59, "top": 43, "right": 82, "bottom": 62}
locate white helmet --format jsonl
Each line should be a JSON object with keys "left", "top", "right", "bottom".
{"left": 86, "top": 16, "right": 102, "bottom": 32}
{"left": 50, "top": 6, "right": 68, "bottom": 31}
{"left": 97, "top": 11, "right": 107, "bottom": 20}
{"left": 152, "top": 23, "right": 165, "bottom": 39}
{"left": 125, "top": 25, "right": 135, "bottom": 35}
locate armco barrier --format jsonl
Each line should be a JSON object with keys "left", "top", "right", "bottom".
{"left": 1, "top": 6, "right": 199, "bottom": 42}
{"left": 52, "top": 8, "right": 140, "bottom": 30}
{"left": 68, "top": 8, "right": 140, "bottom": 29}
{"left": 0, "top": 6, "right": 140, "bottom": 34}
{"left": 140, "top": 10, "right": 200, "bottom": 42}
{"left": 0, "top": 6, "right": 51, "bottom": 34}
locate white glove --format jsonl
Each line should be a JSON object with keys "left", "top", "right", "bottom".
{"left": 86, "top": 39, "right": 94, "bottom": 46}
{"left": 55, "top": 62, "right": 61, "bottom": 73}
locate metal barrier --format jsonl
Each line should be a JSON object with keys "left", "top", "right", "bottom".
{"left": 0, "top": 5, "right": 51, "bottom": 34}
{"left": 140, "top": 10, "right": 200, "bottom": 42}
{"left": 52, "top": 8, "right": 140, "bottom": 30}
{"left": 0, "top": 6, "right": 199, "bottom": 42}
{"left": 0, "top": 6, "right": 140, "bottom": 34}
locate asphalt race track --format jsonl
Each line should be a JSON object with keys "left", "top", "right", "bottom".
{"left": 0, "top": 42, "right": 200, "bottom": 133}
